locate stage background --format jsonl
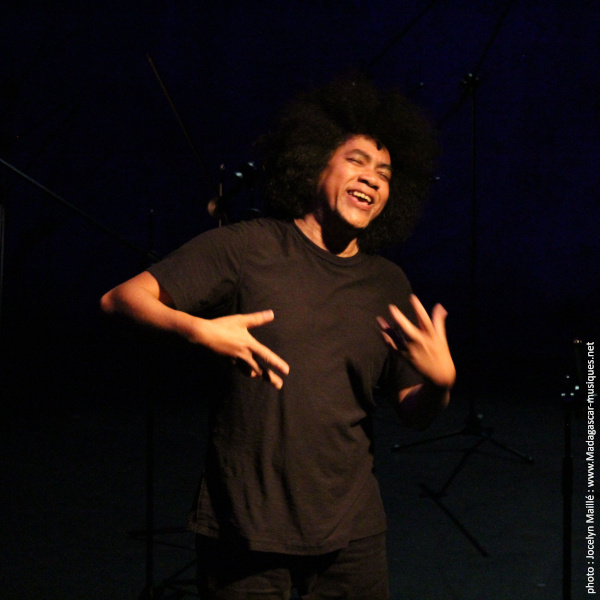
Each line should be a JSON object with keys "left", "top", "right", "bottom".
{"left": 1, "top": 2, "right": 598, "bottom": 598}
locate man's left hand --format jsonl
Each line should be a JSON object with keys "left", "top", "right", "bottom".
{"left": 377, "top": 295, "right": 456, "bottom": 389}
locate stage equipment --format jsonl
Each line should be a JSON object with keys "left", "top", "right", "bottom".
{"left": 560, "top": 338, "right": 586, "bottom": 600}
{"left": 365, "top": 0, "right": 442, "bottom": 75}
{"left": 0, "top": 156, "right": 185, "bottom": 598}
{"left": 146, "top": 54, "right": 218, "bottom": 198}
{"left": 389, "top": 0, "right": 534, "bottom": 558}
{"left": 207, "top": 161, "right": 258, "bottom": 222}
{"left": 113, "top": 54, "right": 259, "bottom": 600}
{"left": 126, "top": 55, "right": 222, "bottom": 600}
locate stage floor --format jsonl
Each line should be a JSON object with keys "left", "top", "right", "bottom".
{"left": 2, "top": 356, "right": 592, "bottom": 599}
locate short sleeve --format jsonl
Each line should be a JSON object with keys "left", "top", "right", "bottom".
{"left": 147, "top": 223, "right": 249, "bottom": 317}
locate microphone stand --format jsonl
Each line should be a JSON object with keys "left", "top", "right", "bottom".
{"left": 2, "top": 52, "right": 223, "bottom": 599}
{"left": 561, "top": 338, "right": 585, "bottom": 600}
{"left": 0, "top": 167, "right": 6, "bottom": 334}
{"left": 392, "top": 70, "right": 533, "bottom": 557}
{"left": 128, "top": 56, "right": 232, "bottom": 600}
{"left": 0, "top": 157, "right": 201, "bottom": 597}
{"left": 388, "top": 0, "right": 535, "bottom": 558}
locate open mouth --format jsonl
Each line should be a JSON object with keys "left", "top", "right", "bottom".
{"left": 348, "top": 190, "right": 373, "bottom": 205}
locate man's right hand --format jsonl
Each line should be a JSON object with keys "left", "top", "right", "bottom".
{"left": 101, "top": 272, "right": 289, "bottom": 390}
{"left": 193, "top": 310, "right": 289, "bottom": 390}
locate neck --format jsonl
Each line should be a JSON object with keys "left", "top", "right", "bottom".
{"left": 294, "top": 213, "right": 360, "bottom": 257}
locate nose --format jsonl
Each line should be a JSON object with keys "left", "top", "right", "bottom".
{"left": 358, "top": 173, "right": 379, "bottom": 191}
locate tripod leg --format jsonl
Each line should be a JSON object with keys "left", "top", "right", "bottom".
{"left": 416, "top": 437, "right": 491, "bottom": 557}
{"left": 427, "top": 436, "right": 486, "bottom": 498}
{"left": 391, "top": 429, "right": 465, "bottom": 452}
{"left": 420, "top": 483, "right": 489, "bottom": 557}
{"left": 481, "top": 431, "right": 534, "bottom": 463}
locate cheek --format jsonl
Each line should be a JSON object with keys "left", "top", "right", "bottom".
{"left": 369, "top": 195, "right": 389, "bottom": 221}
{"left": 373, "top": 204, "right": 386, "bottom": 220}
{"left": 377, "top": 191, "right": 390, "bottom": 214}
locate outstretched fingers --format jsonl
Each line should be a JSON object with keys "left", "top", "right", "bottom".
{"left": 430, "top": 302, "right": 449, "bottom": 338}
{"left": 376, "top": 316, "right": 407, "bottom": 352}
{"left": 388, "top": 303, "right": 420, "bottom": 343}
{"left": 238, "top": 310, "right": 290, "bottom": 389}
{"left": 242, "top": 309, "right": 276, "bottom": 329}
{"left": 249, "top": 338, "right": 290, "bottom": 375}
{"left": 377, "top": 296, "right": 455, "bottom": 389}
{"left": 386, "top": 296, "right": 448, "bottom": 343}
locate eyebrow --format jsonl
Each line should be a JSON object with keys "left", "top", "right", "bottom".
{"left": 347, "top": 149, "right": 393, "bottom": 173}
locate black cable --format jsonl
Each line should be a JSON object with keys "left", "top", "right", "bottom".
{"left": 365, "top": 0, "right": 442, "bottom": 74}
{"left": 439, "top": 0, "right": 519, "bottom": 128}
{"left": 0, "top": 157, "right": 153, "bottom": 260}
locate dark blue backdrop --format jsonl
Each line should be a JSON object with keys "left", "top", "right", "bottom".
{"left": 1, "top": 1, "right": 598, "bottom": 408}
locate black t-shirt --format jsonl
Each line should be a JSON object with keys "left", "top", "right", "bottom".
{"left": 148, "top": 218, "right": 422, "bottom": 554}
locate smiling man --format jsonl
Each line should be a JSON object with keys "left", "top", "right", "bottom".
{"left": 101, "top": 76, "right": 454, "bottom": 599}
{"left": 297, "top": 135, "right": 392, "bottom": 255}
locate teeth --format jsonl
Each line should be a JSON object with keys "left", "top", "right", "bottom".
{"left": 350, "top": 191, "right": 372, "bottom": 203}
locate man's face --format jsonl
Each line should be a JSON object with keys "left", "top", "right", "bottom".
{"left": 316, "top": 135, "right": 391, "bottom": 231}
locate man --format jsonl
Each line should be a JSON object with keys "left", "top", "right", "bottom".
{"left": 101, "top": 77, "right": 455, "bottom": 599}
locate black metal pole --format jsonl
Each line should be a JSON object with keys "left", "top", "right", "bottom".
{"left": 562, "top": 390, "right": 573, "bottom": 600}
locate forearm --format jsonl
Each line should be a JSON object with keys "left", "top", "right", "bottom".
{"left": 396, "top": 381, "right": 450, "bottom": 430}
{"left": 100, "top": 272, "right": 289, "bottom": 388}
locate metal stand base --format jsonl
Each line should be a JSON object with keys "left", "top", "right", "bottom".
{"left": 393, "top": 412, "right": 534, "bottom": 556}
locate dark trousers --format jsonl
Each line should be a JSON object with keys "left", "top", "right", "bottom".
{"left": 195, "top": 532, "right": 390, "bottom": 600}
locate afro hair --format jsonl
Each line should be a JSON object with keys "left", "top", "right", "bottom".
{"left": 259, "top": 75, "right": 440, "bottom": 252}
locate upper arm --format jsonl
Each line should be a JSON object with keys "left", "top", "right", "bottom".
{"left": 100, "top": 270, "right": 175, "bottom": 314}
{"left": 136, "top": 271, "right": 175, "bottom": 307}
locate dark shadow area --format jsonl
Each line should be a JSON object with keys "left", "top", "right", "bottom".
{"left": 1, "top": 2, "right": 598, "bottom": 598}
{"left": 1, "top": 334, "right": 592, "bottom": 598}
